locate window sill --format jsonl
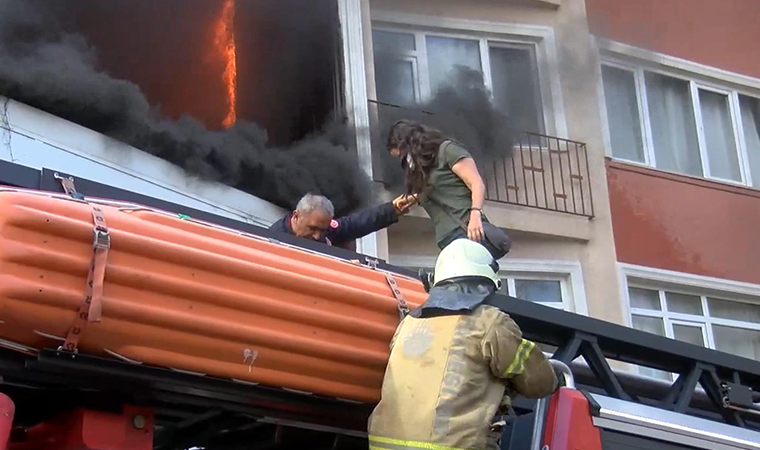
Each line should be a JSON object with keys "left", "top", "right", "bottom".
{"left": 606, "top": 158, "right": 760, "bottom": 200}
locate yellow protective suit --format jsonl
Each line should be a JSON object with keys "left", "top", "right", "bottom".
{"left": 368, "top": 304, "right": 558, "bottom": 450}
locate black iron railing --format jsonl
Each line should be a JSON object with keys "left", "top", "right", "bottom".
{"left": 483, "top": 132, "right": 594, "bottom": 218}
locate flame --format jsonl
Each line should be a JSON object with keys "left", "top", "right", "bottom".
{"left": 215, "top": 0, "right": 237, "bottom": 128}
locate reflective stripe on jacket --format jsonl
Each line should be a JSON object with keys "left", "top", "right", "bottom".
{"left": 368, "top": 305, "right": 557, "bottom": 450}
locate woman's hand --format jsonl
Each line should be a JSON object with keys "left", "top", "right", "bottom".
{"left": 468, "top": 210, "right": 484, "bottom": 242}
{"left": 392, "top": 194, "right": 418, "bottom": 216}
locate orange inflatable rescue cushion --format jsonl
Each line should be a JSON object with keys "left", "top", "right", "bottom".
{"left": 0, "top": 189, "right": 426, "bottom": 403}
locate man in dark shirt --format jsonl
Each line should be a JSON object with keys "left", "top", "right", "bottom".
{"left": 269, "top": 193, "right": 417, "bottom": 248}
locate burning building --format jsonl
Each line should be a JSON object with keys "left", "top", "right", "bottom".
{"left": 4, "top": 0, "right": 760, "bottom": 370}
{"left": 0, "top": 0, "right": 364, "bottom": 217}
{"left": 30, "top": 0, "right": 345, "bottom": 142}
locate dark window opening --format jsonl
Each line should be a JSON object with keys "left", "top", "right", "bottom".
{"left": 45, "top": 0, "right": 343, "bottom": 146}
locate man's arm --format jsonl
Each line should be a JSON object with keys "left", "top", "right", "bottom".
{"left": 328, "top": 196, "right": 414, "bottom": 246}
{"left": 481, "top": 310, "right": 558, "bottom": 399}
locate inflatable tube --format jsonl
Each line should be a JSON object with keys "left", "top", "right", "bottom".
{"left": 0, "top": 189, "right": 426, "bottom": 403}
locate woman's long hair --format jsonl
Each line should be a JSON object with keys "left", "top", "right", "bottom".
{"left": 386, "top": 119, "right": 447, "bottom": 195}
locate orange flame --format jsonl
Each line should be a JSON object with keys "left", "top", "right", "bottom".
{"left": 215, "top": 0, "right": 237, "bottom": 128}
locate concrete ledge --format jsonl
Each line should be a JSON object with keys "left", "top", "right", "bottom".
{"left": 407, "top": 200, "right": 592, "bottom": 242}
{"left": 0, "top": 97, "right": 285, "bottom": 227}
{"left": 505, "top": 0, "right": 561, "bottom": 8}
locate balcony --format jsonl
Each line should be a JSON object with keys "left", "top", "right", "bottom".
{"left": 483, "top": 132, "right": 595, "bottom": 218}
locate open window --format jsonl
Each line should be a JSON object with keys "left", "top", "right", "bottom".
{"left": 24, "top": 0, "right": 345, "bottom": 146}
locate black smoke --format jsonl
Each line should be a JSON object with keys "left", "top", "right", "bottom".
{"left": 372, "top": 50, "right": 520, "bottom": 190}
{"left": 0, "top": 0, "right": 369, "bottom": 216}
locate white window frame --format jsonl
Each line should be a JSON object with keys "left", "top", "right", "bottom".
{"left": 692, "top": 84, "right": 748, "bottom": 183}
{"left": 618, "top": 263, "right": 760, "bottom": 357}
{"left": 503, "top": 274, "right": 569, "bottom": 310}
{"left": 390, "top": 256, "right": 587, "bottom": 315}
{"left": 597, "top": 61, "right": 653, "bottom": 167}
{"left": 597, "top": 39, "right": 760, "bottom": 188}
{"left": 396, "top": 54, "right": 423, "bottom": 104}
{"left": 669, "top": 320, "right": 709, "bottom": 348}
{"left": 338, "top": 0, "right": 380, "bottom": 257}
{"left": 371, "top": 30, "right": 425, "bottom": 103}
{"left": 371, "top": 11, "right": 568, "bottom": 138}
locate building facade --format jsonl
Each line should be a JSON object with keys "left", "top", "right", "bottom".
{"left": 1, "top": 0, "right": 758, "bottom": 367}
{"left": 589, "top": 0, "right": 760, "bottom": 364}
{"left": 355, "top": 0, "right": 621, "bottom": 325}
{"left": 355, "top": 0, "right": 760, "bottom": 365}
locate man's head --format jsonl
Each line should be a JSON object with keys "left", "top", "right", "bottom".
{"left": 290, "top": 194, "right": 335, "bottom": 241}
{"left": 433, "top": 239, "right": 501, "bottom": 290}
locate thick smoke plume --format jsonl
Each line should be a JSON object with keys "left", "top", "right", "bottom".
{"left": 372, "top": 51, "right": 520, "bottom": 190}
{"left": 0, "top": 0, "right": 369, "bottom": 216}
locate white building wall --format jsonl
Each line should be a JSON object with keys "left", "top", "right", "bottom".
{"left": 0, "top": 97, "right": 285, "bottom": 227}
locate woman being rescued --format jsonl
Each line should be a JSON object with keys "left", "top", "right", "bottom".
{"left": 386, "top": 119, "right": 509, "bottom": 259}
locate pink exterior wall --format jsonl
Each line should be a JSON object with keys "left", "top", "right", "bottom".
{"left": 586, "top": 0, "right": 760, "bottom": 79}
{"left": 607, "top": 160, "right": 760, "bottom": 284}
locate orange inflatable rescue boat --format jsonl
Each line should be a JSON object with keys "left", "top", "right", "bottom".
{"left": 0, "top": 188, "right": 427, "bottom": 403}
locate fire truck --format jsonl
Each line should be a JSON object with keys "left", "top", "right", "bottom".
{"left": 0, "top": 160, "right": 756, "bottom": 450}
{"left": 0, "top": 99, "right": 758, "bottom": 450}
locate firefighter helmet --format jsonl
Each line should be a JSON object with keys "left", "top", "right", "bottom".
{"left": 433, "top": 239, "right": 501, "bottom": 290}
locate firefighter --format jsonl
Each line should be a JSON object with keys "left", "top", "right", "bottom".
{"left": 269, "top": 193, "right": 417, "bottom": 249}
{"left": 368, "top": 239, "right": 559, "bottom": 450}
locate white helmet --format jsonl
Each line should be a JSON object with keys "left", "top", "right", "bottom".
{"left": 433, "top": 239, "right": 502, "bottom": 290}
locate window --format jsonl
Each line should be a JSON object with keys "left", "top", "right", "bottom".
{"left": 372, "top": 28, "right": 546, "bottom": 134}
{"left": 490, "top": 46, "right": 544, "bottom": 135}
{"left": 392, "top": 257, "right": 586, "bottom": 314}
{"left": 739, "top": 95, "right": 760, "bottom": 183}
{"left": 644, "top": 72, "right": 702, "bottom": 176}
{"left": 698, "top": 88, "right": 741, "bottom": 181}
{"left": 621, "top": 264, "right": 760, "bottom": 379}
{"left": 601, "top": 62, "right": 760, "bottom": 187}
{"left": 372, "top": 30, "right": 419, "bottom": 106}
{"left": 600, "top": 65, "right": 645, "bottom": 162}
{"left": 500, "top": 277, "right": 565, "bottom": 309}
{"left": 425, "top": 35, "right": 482, "bottom": 94}
{"left": 628, "top": 285, "right": 760, "bottom": 362}
{"left": 405, "top": 266, "right": 567, "bottom": 309}
{"left": 627, "top": 282, "right": 760, "bottom": 370}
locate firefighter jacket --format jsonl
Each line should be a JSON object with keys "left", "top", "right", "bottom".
{"left": 269, "top": 202, "right": 399, "bottom": 248}
{"left": 367, "top": 302, "right": 558, "bottom": 450}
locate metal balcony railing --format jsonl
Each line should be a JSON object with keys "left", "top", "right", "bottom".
{"left": 483, "top": 132, "right": 594, "bottom": 218}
